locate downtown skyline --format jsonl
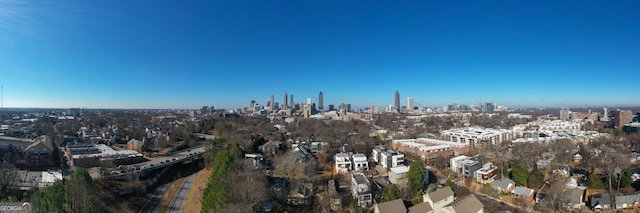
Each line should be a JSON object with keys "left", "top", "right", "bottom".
{"left": 1, "top": 1, "right": 639, "bottom": 109}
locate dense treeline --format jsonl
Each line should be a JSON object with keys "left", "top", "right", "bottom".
{"left": 31, "top": 168, "right": 100, "bottom": 213}
{"left": 201, "top": 138, "right": 242, "bottom": 212}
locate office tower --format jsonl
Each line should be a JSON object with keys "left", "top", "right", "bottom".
{"left": 407, "top": 97, "right": 414, "bottom": 113}
{"left": 290, "top": 94, "right": 294, "bottom": 107}
{"left": 329, "top": 104, "right": 335, "bottom": 111}
{"left": 318, "top": 91, "right": 324, "bottom": 111}
{"left": 283, "top": 92, "right": 288, "bottom": 110}
{"left": 270, "top": 95, "right": 275, "bottom": 111}
{"left": 614, "top": 110, "right": 633, "bottom": 128}
{"left": 560, "top": 108, "right": 570, "bottom": 121}
{"left": 603, "top": 108, "right": 608, "bottom": 118}
{"left": 250, "top": 100, "right": 256, "bottom": 110}
{"left": 307, "top": 98, "right": 312, "bottom": 105}
{"left": 394, "top": 90, "right": 400, "bottom": 112}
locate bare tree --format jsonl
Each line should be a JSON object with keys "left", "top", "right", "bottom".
{"left": 538, "top": 181, "right": 569, "bottom": 213}
{"left": 225, "top": 169, "right": 270, "bottom": 208}
{"left": 0, "top": 162, "right": 19, "bottom": 199}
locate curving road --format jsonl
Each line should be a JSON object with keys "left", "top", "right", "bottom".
{"left": 166, "top": 173, "right": 198, "bottom": 213}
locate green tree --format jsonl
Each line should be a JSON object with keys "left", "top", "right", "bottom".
{"left": 587, "top": 174, "right": 605, "bottom": 189}
{"left": 384, "top": 184, "right": 400, "bottom": 201}
{"left": 510, "top": 164, "right": 529, "bottom": 186}
{"left": 374, "top": 136, "right": 384, "bottom": 145}
{"left": 408, "top": 161, "right": 426, "bottom": 196}
{"left": 445, "top": 178, "right": 456, "bottom": 190}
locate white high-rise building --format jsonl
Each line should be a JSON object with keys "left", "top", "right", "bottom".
{"left": 307, "top": 98, "right": 312, "bottom": 105}
{"left": 407, "top": 97, "right": 414, "bottom": 113}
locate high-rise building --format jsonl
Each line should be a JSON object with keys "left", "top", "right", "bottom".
{"left": 307, "top": 98, "right": 312, "bottom": 105}
{"left": 290, "top": 94, "right": 294, "bottom": 108}
{"left": 394, "top": 90, "right": 400, "bottom": 112}
{"left": 560, "top": 108, "right": 571, "bottom": 121}
{"left": 283, "top": 92, "right": 288, "bottom": 110}
{"left": 270, "top": 95, "right": 275, "bottom": 111}
{"left": 614, "top": 110, "right": 633, "bottom": 128}
{"left": 407, "top": 97, "right": 414, "bottom": 113}
{"left": 318, "top": 91, "right": 324, "bottom": 111}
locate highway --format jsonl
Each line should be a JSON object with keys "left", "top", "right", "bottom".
{"left": 138, "top": 182, "right": 171, "bottom": 213}
{"left": 107, "top": 145, "right": 206, "bottom": 176}
{"left": 166, "top": 173, "right": 197, "bottom": 213}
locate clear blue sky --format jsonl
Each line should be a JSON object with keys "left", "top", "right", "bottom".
{"left": 1, "top": 0, "right": 639, "bottom": 109}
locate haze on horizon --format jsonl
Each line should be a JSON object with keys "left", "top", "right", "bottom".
{"left": 0, "top": 1, "right": 638, "bottom": 109}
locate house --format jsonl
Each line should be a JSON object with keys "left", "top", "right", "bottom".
{"left": 450, "top": 156, "right": 470, "bottom": 173}
{"left": 374, "top": 198, "right": 407, "bottom": 213}
{"left": 423, "top": 187, "right": 455, "bottom": 213}
{"left": 564, "top": 188, "right": 584, "bottom": 209}
{"left": 490, "top": 179, "right": 515, "bottom": 194}
{"left": 286, "top": 182, "right": 314, "bottom": 206}
{"left": 475, "top": 163, "right": 498, "bottom": 184}
{"left": 536, "top": 159, "right": 551, "bottom": 170}
{"left": 408, "top": 202, "right": 433, "bottom": 213}
{"left": 380, "top": 150, "right": 405, "bottom": 170}
{"left": 589, "top": 193, "right": 610, "bottom": 210}
{"left": 352, "top": 153, "right": 369, "bottom": 172}
{"left": 573, "top": 153, "right": 583, "bottom": 163}
{"left": 614, "top": 193, "right": 640, "bottom": 209}
{"left": 351, "top": 173, "right": 373, "bottom": 208}
{"left": 389, "top": 165, "right": 410, "bottom": 185}
{"left": 441, "top": 194, "right": 484, "bottom": 213}
{"left": 335, "top": 153, "right": 352, "bottom": 174}
{"left": 462, "top": 159, "right": 482, "bottom": 178}
{"left": 327, "top": 180, "right": 342, "bottom": 212}
{"left": 512, "top": 186, "right": 535, "bottom": 203}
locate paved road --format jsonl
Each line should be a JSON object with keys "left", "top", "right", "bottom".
{"left": 139, "top": 182, "right": 172, "bottom": 213}
{"left": 166, "top": 173, "right": 198, "bottom": 213}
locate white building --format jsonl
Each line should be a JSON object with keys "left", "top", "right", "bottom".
{"left": 335, "top": 153, "right": 352, "bottom": 174}
{"left": 352, "top": 153, "right": 369, "bottom": 172}
{"left": 476, "top": 162, "right": 499, "bottom": 184}
{"left": 442, "top": 127, "right": 511, "bottom": 147}
{"left": 389, "top": 165, "right": 410, "bottom": 185}
{"left": 380, "top": 150, "right": 404, "bottom": 170}
{"left": 538, "top": 120, "right": 581, "bottom": 131}
{"left": 450, "top": 156, "right": 471, "bottom": 173}
{"left": 423, "top": 187, "right": 455, "bottom": 213}
{"left": 351, "top": 173, "right": 373, "bottom": 208}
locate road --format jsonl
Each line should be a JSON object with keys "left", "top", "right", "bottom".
{"left": 166, "top": 173, "right": 197, "bottom": 213}
{"left": 138, "top": 182, "right": 172, "bottom": 213}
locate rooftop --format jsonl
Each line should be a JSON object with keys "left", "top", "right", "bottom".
{"left": 375, "top": 198, "right": 407, "bottom": 213}
{"left": 428, "top": 186, "right": 454, "bottom": 203}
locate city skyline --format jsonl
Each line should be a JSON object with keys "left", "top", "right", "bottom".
{"left": 1, "top": 1, "right": 639, "bottom": 109}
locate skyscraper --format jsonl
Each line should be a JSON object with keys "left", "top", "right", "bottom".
{"left": 318, "top": 91, "right": 324, "bottom": 111}
{"left": 269, "top": 94, "right": 274, "bottom": 111}
{"left": 394, "top": 90, "right": 400, "bottom": 112}
{"left": 407, "top": 97, "right": 414, "bottom": 113}
{"left": 290, "top": 94, "right": 294, "bottom": 108}
{"left": 283, "top": 92, "right": 288, "bottom": 110}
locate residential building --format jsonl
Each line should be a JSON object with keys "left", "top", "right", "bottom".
{"left": 441, "top": 194, "right": 484, "bottom": 213}
{"left": 327, "top": 180, "right": 342, "bottom": 212}
{"left": 389, "top": 165, "right": 409, "bottom": 185}
{"left": 127, "top": 138, "right": 146, "bottom": 153}
{"left": 512, "top": 186, "right": 535, "bottom": 203}
{"left": 286, "top": 182, "right": 313, "bottom": 206}
{"left": 335, "top": 152, "right": 352, "bottom": 174}
{"left": 392, "top": 139, "right": 454, "bottom": 161}
{"left": 351, "top": 173, "right": 373, "bottom": 208}
{"left": 25, "top": 136, "right": 56, "bottom": 169}
{"left": 381, "top": 150, "right": 404, "bottom": 170}
{"left": 408, "top": 202, "right": 433, "bottom": 213}
{"left": 374, "top": 198, "right": 407, "bottom": 213}
{"left": 614, "top": 110, "right": 633, "bottom": 128}
{"left": 423, "top": 187, "right": 455, "bottom": 213}
{"left": 475, "top": 163, "right": 499, "bottom": 184}
{"left": 560, "top": 108, "right": 571, "bottom": 121}
{"left": 564, "top": 188, "right": 585, "bottom": 210}
{"left": 462, "top": 159, "right": 482, "bottom": 177}
{"left": 573, "top": 153, "right": 583, "bottom": 163}
{"left": 442, "top": 127, "right": 511, "bottom": 147}
{"left": 450, "top": 156, "right": 470, "bottom": 173}
{"left": 490, "top": 179, "right": 515, "bottom": 194}
{"left": 352, "top": 153, "right": 369, "bottom": 172}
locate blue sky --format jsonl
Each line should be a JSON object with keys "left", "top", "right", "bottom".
{"left": 1, "top": 0, "right": 639, "bottom": 109}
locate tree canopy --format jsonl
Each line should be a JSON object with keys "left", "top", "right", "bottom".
{"left": 408, "top": 161, "right": 426, "bottom": 197}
